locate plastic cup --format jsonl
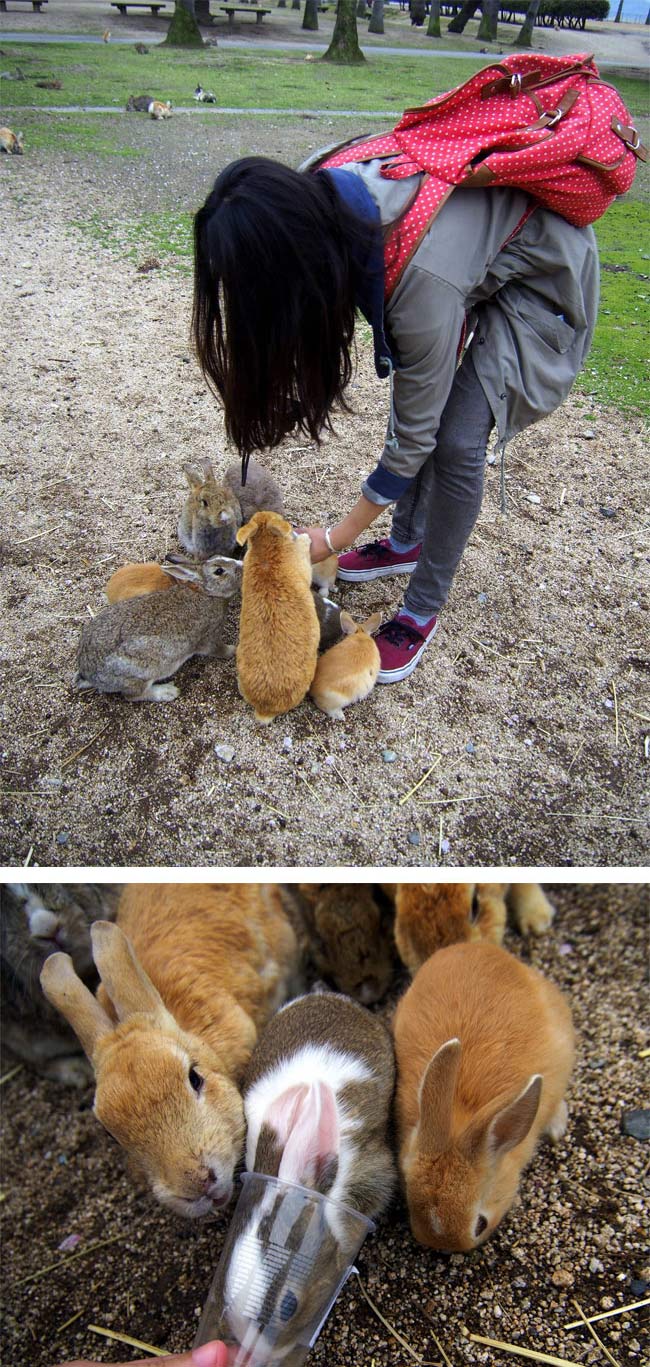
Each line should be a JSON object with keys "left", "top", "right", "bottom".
{"left": 193, "top": 1172, "right": 375, "bottom": 1366}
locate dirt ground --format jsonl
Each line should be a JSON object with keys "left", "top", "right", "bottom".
{"left": 1, "top": 13, "right": 649, "bottom": 870}
{"left": 1, "top": 883, "right": 648, "bottom": 1367}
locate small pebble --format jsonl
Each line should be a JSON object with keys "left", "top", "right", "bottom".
{"left": 599, "top": 506, "right": 617, "bottom": 519}
{"left": 477, "top": 592, "right": 488, "bottom": 604}
{"left": 58, "top": 1234, "right": 81, "bottom": 1252}
{"left": 282, "top": 736, "right": 293, "bottom": 752}
{"left": 466, "top": 741, "right": 476, "bottom": 754}
{"left": 630, "top": 1278, "right": 648, "bottom": 1296}
{"left": 525, "top": 492, "right": 541, "bottom": 504}
{"left": 56, "top": 831, "right": 69, "bottom": 846}
{"left": 408, "top": 831, "right": 421, "bottom": 846}
{"left": 214, "top": 743, "right": 235, "bottom": 763}
{"left": 582, "top": 429, "right": 596, "bottom": 439}
{"left": 441, "top": 837, "right": 451, "bottom": 854}
{"left": 382, "top": 750, "right": 397, "bottom": 763}
{"left": 589, "top": 1257, "right": 605, "bottom": 1274}
{"left": 621, "top": 1109, "right": 650, "bottom": 1141}
{"left": 551, "top": 1267, "right": 574, "bottom": 1288}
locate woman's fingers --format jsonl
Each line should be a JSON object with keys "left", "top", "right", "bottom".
{"left": 53, "top": 1341, "right": 229, "bottom": 1367}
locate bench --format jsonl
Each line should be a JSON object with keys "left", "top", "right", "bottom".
{"left": 110, "top": 2, "right": 168, "bottom": 14}
{"left": 219, "top": 4, "right": 271, "bottom": 23}
{"left": 0, "top": 0, "right": 48, "bottom": 11}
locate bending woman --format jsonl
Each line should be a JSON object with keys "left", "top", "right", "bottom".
{"left": 192, "top": 154, "right": 598, "bottom": 684}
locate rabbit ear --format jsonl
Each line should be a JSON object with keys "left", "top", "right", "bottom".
{"left": 40, "top": 953, "right": 114, "bottom": 1062}
{"left": 361, "top": 611, "right": 382, "bottom": 636}
{"left": 91, "top": 922, "right": 171, "bottom": 1024}
{"left": 418, "top": 1038, "right": 461, "bottom": 1154}
{"left": 160, "top": 562, "right": 202, "bottom": 588}
{"left": 466, "top": 1074, "right": 543, "bottom": 1161}
{"left": 236, "top": 518, "right": 255, "bottom": 547}
{"left": 267, "top": 1082, "right": 340, "bottom": 1192}
{"left": 200, "top": 457, "right": 216, "bottom": 481}
{"left": 183, "top": 463, "right": 203, "bottom": 491}
{"left": 340, "top": 611, "right": 357, "bottom": 636}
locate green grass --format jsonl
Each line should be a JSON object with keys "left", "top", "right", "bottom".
{"left": 585, "top": 199, "right": 650, "bottom": 415}
{"left": 74, "top": 207, "right": 194, "bottom": 271}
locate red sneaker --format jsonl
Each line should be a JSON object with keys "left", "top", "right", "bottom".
{"left": 375, "top": 612, "right": 438, "bottom": 683}
{"left": 337, "top": 538, "right": 421, "bottom": 582}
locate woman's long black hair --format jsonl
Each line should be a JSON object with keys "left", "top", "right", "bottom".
{"left": 192, "top": 156, "right": 372, "bottom": 464}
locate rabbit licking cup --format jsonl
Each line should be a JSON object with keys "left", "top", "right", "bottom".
{"left": 393, "top": 941, "right": 574, "bottom": 1252}
{"left": 40, "top": 884, "right": 301, "bottom": 1218}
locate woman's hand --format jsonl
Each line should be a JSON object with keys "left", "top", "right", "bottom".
{"left": 54, "top": 1340, "right": 229, "bottom": 1367}
{"left": 298, "top": 526, "right": 334, "bottom": 564}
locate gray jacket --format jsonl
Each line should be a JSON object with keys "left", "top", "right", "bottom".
{"left": 326, "top": 160, "right": 600, "bottom": 506}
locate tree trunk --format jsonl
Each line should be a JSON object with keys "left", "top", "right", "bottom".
{"left": 447, "top": 0, "right": 478, "bottom": 31}
{"left": 356, "top": 0, "right": 367, "bottom": 14}
{"left": 409, "top": 0, "right": 426, "bottom": 22}
{"left": 277, "top": 0, "right": 287, "bottom": 8}
{"left": 477, "top": 0, "right": 499, "bottom": 39}
{"left": 368, "top": 0, "right": 384, "bottom": 29}
{"left": 513, "top": 0, "right": 540, "bottom": 45}
{"left": 323, "top": 0, "right": 366, "bottom": 61}
{"left": 303, "top": 0, "right": 319, "bottom": 26}
{"left": 427, "top": 0, "right": 441, "bottom": 35}
{"left": 164, "top": 0, "right": 204, "bottom": 46}
{"left": 292, "top": 0, "right": 300, "bottom": 9}
{"left": 613, "top": 0, "right": 623, "bottom": 17}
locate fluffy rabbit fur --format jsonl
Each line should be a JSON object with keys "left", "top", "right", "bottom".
{"left": 394, "top": 883, "right": 555, "bottom": 975}
{"left": 208, "top": 992, "right": 395, "bottom": 1362}
{"left": 310, "top": 611, "right": 382, "bottom": 720}
{"left": 76, "top": 555, "right": 241, "bottom": 702}
{"left": 40, "top": 884, "right": 302, "bottom": 1218}
{"left": 1, "top": 883, "right": 119, "bottom": 1086}
{"left": 283, "top": 885, "right": 396, "bottom": 1004}
{"left": 236, "top": 512, "right": 320, "bottom": 723}
{"left": 393, "top": 942, "right": 574, "bottom": 1252}
{"left": 179, "top": 456, "right": 285, "bottom": 559}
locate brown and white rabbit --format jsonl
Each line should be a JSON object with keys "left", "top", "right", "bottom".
{"left": 40, "top": 884, "right": 302, "bottom": 1218}
{"left": 311, "top": 553, "right": 338, "bottom": 598}
{"left": 0, "top": 127, "right": 24, "bottom": 155}
{"left": 76, "top": 553, "right": 241, "bottom": 702}
{"left": 0, "top": 883, "right": 119, "bottom": 1086}
{"left": 149, "top": 100, "right": 172, "bottom": 120}
{"left": 236, "top": 511, "right": 320, "bottom": 724}
{"left": 309, "top": 610, "right": 382, "bottom": 720}
{"left": 179, "top": 456, "right": 284, "bottom": 559}
{"left": 285, "top": 884, "right": 396, "bottom": 1004}
{"left": 393, "top": 941, "right": 574, "bottom": 1252}
{"left": 394, "top": 883, "right": 555, "bottom": 975}
{"left": 206, "top": 991, "right": 395, "bottom": 1362}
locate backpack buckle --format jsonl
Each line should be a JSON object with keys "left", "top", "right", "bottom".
{"left": 545, "top": 106, "right": 564, "bottom": 128}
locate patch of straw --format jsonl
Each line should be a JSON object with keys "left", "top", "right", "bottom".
{"left": 14, "top": 1232, "right": 127, "bottom": 1286}
{"left": 567, "top": 1300, "right": 621, "bottom": 1367}
{"left": 355, "top": 1276, "right": 439, "bottom": 1365}
{"left": 464, "top": 1329, "right": 577, "bottom": 1366}
{"left": 61, "top": 722, "right": 111, "bottom": 770}
{"left": 57, "top": 1309, "right": 84, "bottom": 1333}
{"left": 399, "top": 755, "right": 442, "bottom": 806}
{"left": 88, "top": 1324, "right": 168, "bottom": 1356}
{"left": 563, "top": 1296, "right": 649, "bottom": 1330}
{"left": 0, "top": 1064, "right": 24, "bottom": 1086}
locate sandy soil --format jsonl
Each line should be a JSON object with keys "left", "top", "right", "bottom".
{"left": 1, "top": 95, "right": 649, "bottom": 870}
{"left": 1, "top": 883, "right": 648, "bottom": 1367}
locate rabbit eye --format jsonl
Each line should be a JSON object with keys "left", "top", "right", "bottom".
{"left": 469, "top": 891, "right": 480, "bottom": 924}
{"left": 201, "top": 498, "right": 209, "bottom": 508}
{"left": 188, "top": 1066, "right": 204, "bottom": 1094}
{"left": 474, "top": 1214, "right": 488, "bottom": 1237}
{"left": 212, "top": 567, "right": 224, "bottom": 576}
{"left": 280, "top": 1291, "right": 298, "bottom": 1322}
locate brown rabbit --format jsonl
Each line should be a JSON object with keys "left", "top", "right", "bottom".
{"left": 393, "top": 941, "right": 575, "bottom": 1252}
{"left": 284, "top": 884, "right": 396, "bottom": 1004}
{"left": 394, "top": 883, "right": 555, "bottom": 975}
{"left": 310, "top": 610, "right": 382, "bottom": 720}
{"left": 236, "top": 511, "right": 320, "bottom": 724}
{"left": 40, "top": 884, "right": 302, "bottom": 1218}
{"left": 178, "top": 456, "right": 284, "bottom": 559}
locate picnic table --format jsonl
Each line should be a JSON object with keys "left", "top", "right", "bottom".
{"left": 110, "top": 1, "right": 168, "bottom": 14}
{"left": 0, "top": 0, "right": 48, "bottom": 11}
{"left": 219, "top": 4, "right": 271, "bottom": 23}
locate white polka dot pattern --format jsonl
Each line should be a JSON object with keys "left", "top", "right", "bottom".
{"left": 320, "top": 53, "right": 646, "bottom": 299}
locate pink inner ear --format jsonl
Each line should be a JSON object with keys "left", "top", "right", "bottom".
{"left": 266, "top": 1082, "right": 340, "bottom": 1187}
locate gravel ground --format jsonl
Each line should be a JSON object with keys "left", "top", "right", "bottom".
{"left": 1, "top": 882, "right": 648, "bottom": 1367}
{"left": 1, "top": 101, "right": 649, "bottom": 869}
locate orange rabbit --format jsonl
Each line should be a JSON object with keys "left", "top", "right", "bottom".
{"left": 393, "top": 941, "right": 574, "bottom": 1251}
{"left": 394, "top": 882, "right": 554, "bottom": 975}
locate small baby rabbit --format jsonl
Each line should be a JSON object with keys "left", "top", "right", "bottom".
{"left": 394, "top": 883, "right": 555, "bottom": 975}
{"left": 310, "top": 610, "right": 382, "bottom": 720}
{"left": 40, "top": 884, "right": 302, "bottom": 1218}
{"left": 179, "top": 456, "right": 284, "bottom": 559}
{"left": 236, "top": 511, "right": 320, "bottom": 724}
{"left": 1, "top": 883, "right": 119, "bottom": 1086}
{"left": 311, "top": 553, "right": 338, "bottom": 598}
{"left": 393, "top": 941, "right": 574, "bottom": 1252}
{"left": 285, "top": 884, "right": 396, "bottom": 1004}
{"left": 76, "top": 554, "right": 241, "bottom": 702}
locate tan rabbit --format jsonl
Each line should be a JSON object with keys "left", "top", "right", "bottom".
{"left": 394, "top": 883, "right": 555, "bottom": 975}
{"left": 39, "top": 884, "right": 302, "bottom": 1218}
{"left": 76, "top": 554, "right": 241, "bottom": 702}
{"left": 149, "top": 100, "right": 172, "bottom": 120}
{"left": 0, "top": 127, "right": 24, "bottom": 155}
{"left": 105, "top": 561, "right": 192, "bottom": 603}
{"left": 310, "top": 610, "right": 381, "bottom": 720}
{"left": 393, "top": 941, "right": 575, "bottom": 1252}
{"left": 178, "top": 456, "right": 284, "bottom": 559}
{"left": 311, "top": 552, "right": 338, "bottom": 597}
{"left": 236, "top": 511, "right": 320, "bottom": 724}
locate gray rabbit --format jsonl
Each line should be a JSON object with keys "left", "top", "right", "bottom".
{"left": 75, "top": 555, "right": 241, "bottom": 702}
{"left": 179, "top": 456, "right": 285, "bottom": 559}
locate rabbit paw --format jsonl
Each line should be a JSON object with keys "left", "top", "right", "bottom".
{"left": 147, "top": 682, "right": 180, "bottom": 702}
{"left": 546, "top": 1099, "right": 569, "bottom": 1143}
{"left": 511, "top": 885, "right": 555, "bottom": 935}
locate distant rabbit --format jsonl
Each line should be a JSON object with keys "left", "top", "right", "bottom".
{"left": 1, "top": 883, "right": 119, "bottom": 1086}
{"left": 194, "top": 84, "right": 217, "bottom": 103}
{"left": 285, "top": 883, "right": 396, "bottom": 1003}
{"left": 102, "top": 28, "right": 111, "bottom": 41}
{"left": 178, "top": 456, "right": 284, "bottom": 559}
{"left": 149, "top": 100, "right": 172, "bottom": 120}
{"left": 394, "top": 883, "right": 555, "bottom": 975}
{"left": 75, "top": 554, "right": 241, "bottom": 702}
{"left": 393, "top": 941, "right": 575, "bottom": 1252}
{"left": 126, "top": 94, "right": 155, "bottom": 112}
{"left": 236, "top": 511, "right": 320, "bottom": 724}
{"left": 40, "top": 884, "right": 302, "bottom": 1217}
{"left": 0, "top": 126, "right": 24, "bottom": 155}
{"left": 135, "top": 42, "right": 150, "bottom": 54}
{"left": 310, "top": 610, "right": 382, "bottom": 720}
{"left": 311, "top": 553, "right": 338, "bottom": 598}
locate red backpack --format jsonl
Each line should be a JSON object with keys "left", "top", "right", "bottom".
{"left": 316, "top": 53, "right": 647, "bottom": 299}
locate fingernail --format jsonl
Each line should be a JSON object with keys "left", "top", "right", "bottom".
{"left": 192, "top": 1343, "right": 222, "bottom": 1367}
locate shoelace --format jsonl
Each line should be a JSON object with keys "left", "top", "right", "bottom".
{"left": 357, "top": 540, "right": 392, "bottom": 559}
{"left": 378, "top": 619, "right": 424, "bottom": 649}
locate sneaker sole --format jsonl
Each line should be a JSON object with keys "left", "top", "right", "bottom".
{"left": 336, "top": 560, "right": 420, "bottom": 583}
{"left": 376, "top": 621, "right": 438, "bottom": 684}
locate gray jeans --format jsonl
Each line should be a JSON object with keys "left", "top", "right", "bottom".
{"left": 392, "top": 349, "right": 494, "bottom": 618}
